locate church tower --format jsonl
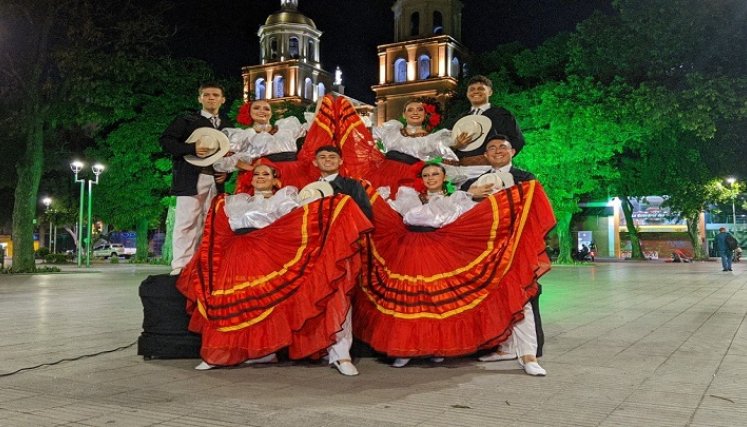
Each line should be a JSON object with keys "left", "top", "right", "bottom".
{"left": 371, "top": 0, "right": 469, "bottom": 125}
{"left": 242, "top": 0, "right": 333, "bottom": 108}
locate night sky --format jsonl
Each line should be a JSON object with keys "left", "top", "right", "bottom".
{"left": 166, "top": 0, "right": 614, "bottom": 103}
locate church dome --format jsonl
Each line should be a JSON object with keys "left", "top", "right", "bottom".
{"left": 265, "top": 10, "right": 316, "bottom": 28}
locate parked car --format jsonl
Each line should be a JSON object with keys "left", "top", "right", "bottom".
{"left": 92, "top": 243, "right": 126, "bottom": 259}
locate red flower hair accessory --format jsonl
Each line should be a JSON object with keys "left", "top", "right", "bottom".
{"left": 418, "top": 97, "right": 442, "bottom": 133}
{"left": 236, "top": 102, "right": 253, "bottom": 127}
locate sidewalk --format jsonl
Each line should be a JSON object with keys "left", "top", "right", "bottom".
{"left": 0, "top": 262, "right": 745, "bottom": 426}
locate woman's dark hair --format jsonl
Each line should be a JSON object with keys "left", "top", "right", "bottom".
{"left": 418, "top": 162, "right": 446, "bottom": 177}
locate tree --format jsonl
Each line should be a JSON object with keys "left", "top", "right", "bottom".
{"left": 506, "top": 76, "right": 643, "bottom": 263}
{"left": 1, "top": 0, "right": 188, "bottom": 271}
{"left": 88, "top": 59, "right": 214, "bottom": 262}
{"left": 563, "top": 0, "right": 747, "bottom": 259}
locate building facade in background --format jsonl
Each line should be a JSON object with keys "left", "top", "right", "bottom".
{"left": 371, "top": 0, "right": 469, "bottom": 125}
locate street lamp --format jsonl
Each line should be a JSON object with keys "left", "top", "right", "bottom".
{"left": 42, "top": 197, "right": 52, "bottom": 252}
{"left": 727, "top": 177, "right": 737, "bottom": 233}
{"left": 70, "top": 161, "right": 105, "bottom": 267}
{"left": 71, "top": 161, "right": 85, "bottom": 267}
{"left": 86, "top": 163, "right": 105, "bottom": 267}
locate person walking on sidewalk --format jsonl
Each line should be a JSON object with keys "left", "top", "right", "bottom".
{"left": 715, "top": 227, "right": 735, "bottom": 272}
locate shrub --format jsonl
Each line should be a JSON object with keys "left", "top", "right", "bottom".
{"left": 110, "top": 256, "right": 119, "bottom": 264}
{"left": 36, "top": 247, "right": 50, "bottom": 259}
{"left": 45, "top": 253, "right": 69, "bottom": 264}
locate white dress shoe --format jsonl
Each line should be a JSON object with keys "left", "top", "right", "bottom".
{"left": 194, "top": 361, "right": 215, "bottom": 370}
{"left": 519, "top": 360, "right": 546, "bottom": 376}
{"left": 243, "top": 353, "right": 278, "bottom": 365}
{"left": 478, "top": 352, "right": 517, "bottom": 362}
{"left": 392, "top": 358, "right": 411, "bottom": 368}
{"left": 332, "top": 360, "right": 359, "bottom": 376}
{"left": 430, "top": 357, "right": 445, "bottom": 363}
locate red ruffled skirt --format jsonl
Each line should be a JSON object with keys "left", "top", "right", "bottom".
{"left": 353, "top": 180, "right": 555, "bottom": 357}
{"left": 176, "top": 193, "right": 373, "bottom": 366}
{"left": 366, "top": 158, "right": 424, "bottom": 193}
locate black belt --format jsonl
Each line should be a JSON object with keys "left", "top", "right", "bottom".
{"left": 405, "top": 224, "right": 438, "bottom": 233}
{"left": 385, "top": 151, "right": 420, "bottom": 165}
{"left": 265, "top": 152, "right": 297, "bottom": 162}
{"left": 233, "top": 227, "right": 258, "bottom": 235}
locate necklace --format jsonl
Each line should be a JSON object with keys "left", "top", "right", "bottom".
{"left": 253, "top": 123, "right": 272, "bottom": 133}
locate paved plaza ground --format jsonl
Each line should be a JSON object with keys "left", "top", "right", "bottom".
{"left": 0, "top": 260, "right": 745, "bottom": 426}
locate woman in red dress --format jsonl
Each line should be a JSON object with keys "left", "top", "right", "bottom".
{"left": 364, "top": 97, "right": 458, "bottom": 192}
{"left": 176, "top": 162, "right": 373, "bottom": 370}
{"left": 351, "top": 146, "right": 555, "bottom": 367}
{"left": 216, "top": 97, "right": 340, "bottom": 193}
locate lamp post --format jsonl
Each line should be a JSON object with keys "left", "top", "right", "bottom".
{"left": 42, "top": 197, "right": 52, "bottom": 251}
{"left": 71, "top": 161, "right": 85, "bottom": 267}
{"left": 727, "top": 177, "right": 737, "bottom": 233}
{"left": 85, "top": 164, "right": 105, "bottom": 267}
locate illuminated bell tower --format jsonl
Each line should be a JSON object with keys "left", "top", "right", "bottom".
{"left": 242, "top": 0, "right": 333, "bottom": 108}
{"left": 371, "top": 0, "right": 469, "bottom": 125}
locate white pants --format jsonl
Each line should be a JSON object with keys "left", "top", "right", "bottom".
{"left": 172, "top": 174, "right": 216, "bottom": 270}
{"left": 327, "top": 308, "right": 353, "bottom": 364}
{"left": 500, "top": 302, "right": 537, "bottom": 358}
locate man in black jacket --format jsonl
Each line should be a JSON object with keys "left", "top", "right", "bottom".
{"left": 312, "top": 146, "right": 373, "bottom": 220}
{"left": 160, "top": 82, "right": 229, "bottom": 276}
{"left": 453, "top": 75, "right": 526, "bottom": 165}
{"left": 310, "top": 145, "right": 372, "bottom": 376}
{"left": 462, "top": 135, "right": 547, "bottom": 376}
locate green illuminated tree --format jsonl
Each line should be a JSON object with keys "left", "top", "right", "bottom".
{"left": 564, "top": 0, "right": 747, "bottom": 259}
{"left": 1, "top": 0, "right": 201, "bottom": 270}
{"left": 87, "top": 59, "right": 215, "bottom": 262}
{"left": 505, "top": 76, "right": 643, "bottom": 263}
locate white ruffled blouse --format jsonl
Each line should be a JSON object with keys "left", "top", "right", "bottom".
{"left": 213, "top": 116, "right": 305, "bottom": 173}
{"left": 377, "top": 186, "right": 477, "bottom": 228}
{"left": 223, "top": 187, "right": 300, "bottom": 230}
{"left": 372, "top": 120, "right": 458, "bottom": 161}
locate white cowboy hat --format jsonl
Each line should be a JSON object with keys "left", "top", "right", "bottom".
{"left": 183, "top": 127, "right": 230, "bottom": 167}
{"left": 452, "top": 115, "right": 492, "bottom": 152}
{"left": 298, "top": 181, "right": 334, "bottom": 205}
{"left": 475, "top": 171, "right": 515, "bottom": 193}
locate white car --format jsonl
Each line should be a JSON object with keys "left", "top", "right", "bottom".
{"left": 92, "top": 243, "right": 126, "bottom": 259}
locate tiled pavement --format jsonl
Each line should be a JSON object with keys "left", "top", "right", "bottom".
{"left": 0, "top": 261, "right": 744, "bottom": 426}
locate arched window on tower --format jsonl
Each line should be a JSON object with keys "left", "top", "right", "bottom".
{"left": 394, "top": 58, "right": 407, "bottom": 83}
{"left": 273, "top": 75, "right": 285, "bottom": 98}
{"left": 450, "top": 57, "right": 460, "bottom": 78}
{"left": 418, "top": 54, "right": 431, "bottom": 79}
{"left": 317, "top": 82, "right": 326, "bottom": 98}
{"left": 410, "top": 12, "right": 420, "bottom": 36}
{"left": 255, "top": 78, "right": 266, "bottom": 100}
{"left": 304, "top": 78, "right": 313, "bottom": 100}
{"left": 289, "top": 37, "right": 299, "bottom": 58}
{"left": 433, "top": 11, "right": 444, "bottom": 34}
{"left": 307, "top": 40, "right": 315, "bottom": 61}
{"left": 270, "top": 37, "right": 278, "bottom": 59}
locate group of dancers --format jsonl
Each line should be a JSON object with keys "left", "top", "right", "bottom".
{"left": 160, "top": 75, "right": 556, "bottom": 377}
